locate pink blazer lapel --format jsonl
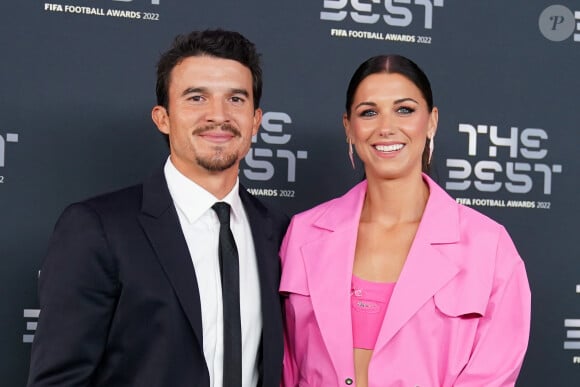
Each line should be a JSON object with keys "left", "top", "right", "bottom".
{"left": 374, "top": 175, "right": 462, "bottom": 351}
{"left": 289, "top": 176, "right": 464, "bottom": 374}
{"left": 301, "top": 181, "right": 367, "bottom": 379}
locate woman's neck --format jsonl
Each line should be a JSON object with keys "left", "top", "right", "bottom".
{"left": 361, "top": 173, "right": 429, "bottom": 226}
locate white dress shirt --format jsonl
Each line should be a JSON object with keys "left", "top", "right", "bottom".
{"left": 164, "top": 158, "right": 262, "bottom": 387}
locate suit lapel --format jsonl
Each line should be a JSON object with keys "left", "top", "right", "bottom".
{"left": 374, "top": 176, "right": 461, "bottom": 351}
{"left": 240, "top": 187, "right": 278, "bottom": 326}
{"left": 137, "top": 169, "right": 204, "bottom": 348}
{"left": 302, "top": 182, "right": 367, "bottom": 378}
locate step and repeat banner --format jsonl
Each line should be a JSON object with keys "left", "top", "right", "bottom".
{"left": 1, "top": 1, "right": 579, "bottom": 385}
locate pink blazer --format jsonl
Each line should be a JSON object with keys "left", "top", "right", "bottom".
{"left": 279, "top": 175, "right": 531, "bottom": 387}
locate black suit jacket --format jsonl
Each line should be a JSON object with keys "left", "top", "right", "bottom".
{"left": 28, "top": 168, "right": 289, "bottom": 386}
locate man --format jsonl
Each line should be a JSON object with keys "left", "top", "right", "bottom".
{"left": 28, "top": 29, "right": 288, "bottom": 387}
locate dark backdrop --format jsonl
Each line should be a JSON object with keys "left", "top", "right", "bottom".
{"left": 1, "top": 1, "right": 579, "bottom": 385}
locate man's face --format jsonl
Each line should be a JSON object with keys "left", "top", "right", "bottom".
{"left": 152, "top": 55, "right": 261, "bottom": 180}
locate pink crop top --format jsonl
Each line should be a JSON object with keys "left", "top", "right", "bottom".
{"left": 351, "top": 275, "right": 395, "bottom": 350}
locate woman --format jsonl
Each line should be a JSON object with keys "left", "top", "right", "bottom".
{"left": 279, "top": 55, "right": 530, "bottom": 386}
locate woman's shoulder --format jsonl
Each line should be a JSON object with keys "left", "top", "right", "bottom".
{"left": 426, "top": 175, "right": 506, "bottom": 233}
{"left": 290, "top": 180, "right": 366, "bottom": 224}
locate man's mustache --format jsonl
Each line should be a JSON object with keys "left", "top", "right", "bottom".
{"left": 192, "top": 123, "right": 241, "bottom": 137}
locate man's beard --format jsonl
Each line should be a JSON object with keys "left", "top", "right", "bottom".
{"left": 193, "top": 123, "right": 241, "bottom": 172}
{"left": 196, "top": 151, "right": 238, "bottom": 172}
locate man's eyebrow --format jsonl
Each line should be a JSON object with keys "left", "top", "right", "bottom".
{"left": 230, "top": 88, "right": 250, "bottom": 97}
{"left": 181, "top": 87, "right": 206, "bottom": 97}
{"left": 180, "top": 87, "right": 250, "bottom": 97}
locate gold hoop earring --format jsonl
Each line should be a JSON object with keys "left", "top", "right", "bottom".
{"left": 428, "top": 137, "right": 435, "bottom": 165}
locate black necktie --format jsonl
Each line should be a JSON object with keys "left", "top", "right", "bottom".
{"left": 211, "top": 202, "right": 242, "bottom": 387}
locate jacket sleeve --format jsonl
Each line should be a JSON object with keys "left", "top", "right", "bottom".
{"left": 281, "top": 299, "right": 299, "bottom": 387}
{"left": 454, "top": 228, "right": 531, "bottom": 386}
{"left": 27, "top": 203, "right": 120, "bottom": 386}
{"left": 279, "top": 219, "right": 299, "bottom": 387}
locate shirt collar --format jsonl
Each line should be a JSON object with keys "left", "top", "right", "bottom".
{"left": 163, "top": 157, "right": 242, "bottom": 224}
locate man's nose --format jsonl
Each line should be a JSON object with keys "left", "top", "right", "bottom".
{"left": 205, "top": 99, "right": 229, "bottom": 123}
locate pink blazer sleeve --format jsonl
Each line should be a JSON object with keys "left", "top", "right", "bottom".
{"left": 454, "top": 228, "right": 531, "bottom": 386}
{"left": 279, "top": 218, "right": 300, "bottom": 387}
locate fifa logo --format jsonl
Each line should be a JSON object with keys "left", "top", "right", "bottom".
{"left": 23, "top": 309, "right": 40, "bottom": 344}
{"left": 243, "top": 112, "right": 308, "bottom": 183}
{"left": 445, "top": 124, "right": 562, "bottom": 195}
{"left": 320, "top": 0, "right": 444, "bottom": 29}
{"left": 0, "top": 132, "right": 19, "bottom": 168}
{"left": 563, "top": 285, "right": 580, "bottom": 360}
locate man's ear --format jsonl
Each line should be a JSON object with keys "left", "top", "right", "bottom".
{"left": 152, "top": 106, "right": 170, "bottom": 135}
{"left": 252, "top": 108, "right": 263, "bottom": 137}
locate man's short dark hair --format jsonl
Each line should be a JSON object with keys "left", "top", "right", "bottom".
{"left": 155, "top": 29, "right": 262, "bottom": 111}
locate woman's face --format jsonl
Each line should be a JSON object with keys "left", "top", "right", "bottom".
{"left": 344, "top": 72, "right": 438, "bottom": 181}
